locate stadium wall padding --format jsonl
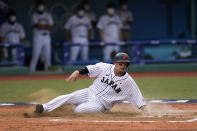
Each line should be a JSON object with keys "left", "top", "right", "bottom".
{"left": 1, "top": 63, "right": 197, "bottom": 76}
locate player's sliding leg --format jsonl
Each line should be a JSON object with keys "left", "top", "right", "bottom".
{"left": 35, "top": 88, "right": 89, "bottom": 113}
{"left": 74, "top": 102, "right": 105, "bottom": 113}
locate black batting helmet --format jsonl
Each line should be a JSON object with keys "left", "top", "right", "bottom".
{"left": 114, "top": 52, "right": 130, "bottom": 63}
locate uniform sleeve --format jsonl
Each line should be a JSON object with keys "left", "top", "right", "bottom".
{"left": 31, "top": 13, "right": 37, "bottom": 25}
{"left": 64, "top": 17, "right": 73, "bottom": 30}
{"left": 117, "top": 16, "right": 123, "bottom": 29}
{"left": 97, "top": 16, "right": 104, "bottom": 29}
{"left": 87, "top": 18, "right": 92, "bottom": 29}
{"left": 48, "top": 13, "right": 54, "bottom": 26}
{"left": 125, "top": 78, "right": 146, "bottom": 108}
{"left": 86, "top": 62, "right": 107, "bottom": 77}
{"left": 19, "top": 24, "right": 25, "bottom": 39}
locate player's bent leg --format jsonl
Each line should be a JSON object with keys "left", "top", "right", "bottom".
{"left": 42, "top": 88, "right": 89, "bottom": 112}
{"left": 104, "top": 46, "right": 113, "bottom": 60}
{"left": 103, "top": 46, "right": 108, "bottom": 60}
{"left": 74, "top": 102, "right": 106, "bottom": 113}
{"left": 29, "top": 37, "right": 43, "bottom": 72}
{"left": 114, "top": 45, "right": 120, "bottom": 53}
{"left": 81, "top": 46, "right": 88, "bottom": 60}
{"left": 70, "top": 46, "right": 80, "bottom": 61}
{"left": 43, "top": 38, "right": 51, "bottom": 71}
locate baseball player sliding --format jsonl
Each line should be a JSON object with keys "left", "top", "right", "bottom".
{"left": 34, "top": 52, "right": 148, "bottom": 114}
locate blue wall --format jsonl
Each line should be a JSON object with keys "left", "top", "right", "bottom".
{"left": 3, "top": 0, "right": 195, "bottom": 42}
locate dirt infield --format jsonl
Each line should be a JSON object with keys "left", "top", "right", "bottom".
{"left": 1, "top": 72, "right": 197, "bottom": 130}
{"left": 0, "top": 103, "right": 197, "bottom": 131}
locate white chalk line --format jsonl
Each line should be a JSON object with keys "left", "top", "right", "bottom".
{"left": 49, "top": 117, "right": 197, "bottom": 123}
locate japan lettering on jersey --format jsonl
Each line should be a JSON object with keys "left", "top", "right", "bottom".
{"left": 97, "top": 15, "right": 122, "bottom": 43}
{"left": 0, "top": 22, "right": 25, "bottom": 43}
{"left": 64, "top": 15, "right": 92, "bottom": 44}
{"left": 87, "top": 62, "right": 146, "bottom": 110}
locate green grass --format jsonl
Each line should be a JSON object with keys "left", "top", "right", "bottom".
{"left": 135, "top": 77, "right": 197, "bottom": 100}
{"left": 0, "top": 76, "right": 197, "bottom": 102}
{"left": 0, "top": 79, "right": 93, "bottom": 102}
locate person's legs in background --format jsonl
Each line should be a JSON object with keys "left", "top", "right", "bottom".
{"left": 29, "top": 35, "right": 43, "bottom": 72}
{"left": 42, "top": 35, "right": 51, "bottom": 71}
{"left": 81, "top": 45, "right": 88, "bottom": 60}
{"left": 70, "top": 46, "right": 80, "bottom": 61}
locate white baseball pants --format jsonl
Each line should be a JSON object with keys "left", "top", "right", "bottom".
{"left": 42, "top": 88, "right": 105, "bottom": 113}
{"left": 103, "top": 45, "right": 120, "bottom": 60}
{"left": 70, "top": 45, "right": 88, "bottom": 61}
{"left": 30, "top": 34, "right": 51, "bottom": 72}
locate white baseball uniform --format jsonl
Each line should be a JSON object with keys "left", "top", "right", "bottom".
{"left": 97, "top": 15, "right": 122, "bottom": 60}
{"left": 29, "top": 11, "right": 54, "bottom": 72}
{"left": 64, "top": 15, "right": 92, "bottom": 61}
{"left": 0, "top": 22, "right": 25, "bottom": 61}
{"left": 42, "top": 62, "right": 146, "bottom": 113}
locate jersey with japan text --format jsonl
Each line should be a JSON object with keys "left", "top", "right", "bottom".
{"left": 87, "top": 62, "right": 146, "bottom": 110}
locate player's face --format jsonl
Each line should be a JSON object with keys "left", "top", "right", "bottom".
{"left": 37, "top": 4, "right": 45, "bottom": 13}
{"left": 8, "top": 15, "right": 16, "bottom": 24}
{"left": 107, "top": 8, "right": 115, "bottom": 16}
{"left": 114, "top": 62, "right": 128, "bottom": 74}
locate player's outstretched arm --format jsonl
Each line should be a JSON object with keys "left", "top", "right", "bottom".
{"left": 66, "top": 70, "right": 79, "bottom": 82}
{"left": 66, "top": 67, "right": 89, "bottom": 82}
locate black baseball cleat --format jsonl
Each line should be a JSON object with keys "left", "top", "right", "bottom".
{"left": 34, "top": 104, "right": 44, "bottom": 114}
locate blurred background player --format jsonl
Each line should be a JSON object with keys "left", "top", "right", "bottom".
{"left": 0, "top": 9, "right": 25, "bottom": 62}
{"left": 29, "top": 0, "right": 54, "bottom": 72}
{"left": 64, "top": 4, "right": 92, "bottom": 61}
{"left": 117, "top": 0, "right": 133, "bottom": 41}
{"left": 97, "top": 3, "right": 122, "bottom": 61}
{"left": 81, "top": 0, "right": 96, "bottom": 41}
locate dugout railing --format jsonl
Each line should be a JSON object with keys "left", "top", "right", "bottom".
{"left": 0, "top": 43, "right": 24, "bottom": 66}
{"left": 0, "top": 40, "right": 197, "bottom": 66}
{"left": 54, "top": 40, "right": 197, "bottom": 65}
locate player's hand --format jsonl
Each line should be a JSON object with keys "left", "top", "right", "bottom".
{"left": 66, "top": 70, "right": 79, "bottom": 82}
{"left": 141, "top": 109, "right": 150, "bottom": 116}
{"left": 140, "top": 105, "right": 150, "bottom": 116}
